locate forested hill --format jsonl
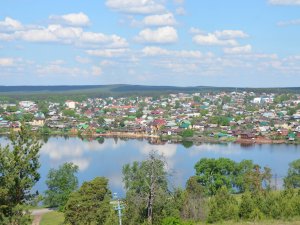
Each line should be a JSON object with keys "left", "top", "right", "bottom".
{"left": 0, "top": 84, "right": 299, "bottom": 101}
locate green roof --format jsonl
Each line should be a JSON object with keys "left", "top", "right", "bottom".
{"left": 78, "top": 124, "right": 89, "bottom": 130}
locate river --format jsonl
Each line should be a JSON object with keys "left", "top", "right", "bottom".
{"left": 1, "top": 136, "right": 300, "bottom": 196}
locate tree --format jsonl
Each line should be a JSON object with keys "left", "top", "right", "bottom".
{"left": 207, "top": 186, "right": 238, "bottom": 223}
{"left": 194, "top": 158, "right": 236, "bottom": 195}
{"left": 181, "top": 176, "right": 206, "bottom": 221}
{"left": 0, "top": 124, "right": 42, "bottom": 224}
{"left": 64, "top": 177, "right": 115, "bottom": 225}
{"left": 122, "top": 151, "right": 170, "bottom": 225}
{"left": 44, "top": 162, "right": 79, "bottom": 211}
{"left": 180, "top": 129, "right": 194, "bottom": 138}
{"left": 63, "top": 109, "right": 76, "bottom": 117}
{"left": 284, "top": 159, "right": 300, "bottom": 188}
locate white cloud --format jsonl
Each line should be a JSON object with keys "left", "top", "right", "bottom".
{"left": 278, "top": 19, "right": 300, "bottom": 26}
{"left": 16, "top": 28, "right": 58, "bottom": 42}
{"left": 175, "top": 7, "right": 186, "bottom": 15}
{"left": 136, "top": 26, "right": 178, "bottom": 43}
{"left": 0, "top": 17, "right": 23, "bottom": 31}
{"left": 36, "top": 64, "right": 87, "bottom": 76}
{"left": 189, "top": 27, "right": 203, "bottom": 34}
{"left": 0, "top": 17, "right": 128, "bottom": 47}
{"left": 142, "top": 46, "right": 202, "bottom": 58}
{"left": 193, "top": 33, "right": 238, "bottom": 46}
{"left": 143, "top": 13, "right": 176, "bottom": 26}
{"left": 224, "top": 45, "right": 252, "bottom": 54}
{"left": 215, "top": 30, "right": 248, "bottom": 39}
{"left": 192, "top": 29, "right": 248, "bottom": 46}
{"left": 105, "top": 0, "right": 165, "bottom": 14}
{"left": 100, "top": 60, "right": 115, "bottom": 66}
{"left": 0, "top": 57, "right": 14, "bottom": 66}
{"left": 49, "top": 12, "right": 90, "bottom": 27}
{"left": 86, "top": 48, "right": 128, "bottom": 57}
{"left": 75, "top": 56, "right": 90, "bottom": 64}
{"left": 174, "top": 0, "right": 185, "bottom": 4}
{"left": 269, "top": 0, "right": 300, "bottom": 5}
{"left": 91, "top": 66, "right": 102, "bottom": 76}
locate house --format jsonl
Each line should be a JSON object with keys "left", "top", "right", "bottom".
{"left": 179, "top": 120, "right": 191, "bottom": 129}
{"left": 240, "top": 132, "right": 255, "bottom": 139}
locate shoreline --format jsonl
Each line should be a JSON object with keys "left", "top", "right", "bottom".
{"left": 0, "top": 130, "right": 299, "bottom": 145}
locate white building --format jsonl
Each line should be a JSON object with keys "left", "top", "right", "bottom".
{"left": 65, "top": 100, "right": 76, "bottom": 109}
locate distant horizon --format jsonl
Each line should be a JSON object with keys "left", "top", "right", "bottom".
{"left": 0, "top": 84, "right": 299, "bottom": 89}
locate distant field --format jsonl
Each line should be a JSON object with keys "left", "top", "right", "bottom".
{"left": 0, "top": 85, "right": 300, "bottom": 101}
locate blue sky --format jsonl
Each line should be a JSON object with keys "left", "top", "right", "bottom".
{"left": 0, "top": 0, "right": 300, "bottom": 87}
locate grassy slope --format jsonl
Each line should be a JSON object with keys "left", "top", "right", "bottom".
{"left": 40, "top": 211, "right": 64, "bottom": 225}
{"left": 40, "top": 210, "right": 300, "bottom": 225}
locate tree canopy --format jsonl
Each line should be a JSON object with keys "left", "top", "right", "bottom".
{"left": 0, "top": 125, "right": 42, "bottom": 224}
{"left": 44, "top": 162, "right": 79, "bottom": 211}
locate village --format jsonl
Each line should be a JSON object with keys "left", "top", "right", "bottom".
{"left": 1, "top": 91, "right": 300, "bottom": 145}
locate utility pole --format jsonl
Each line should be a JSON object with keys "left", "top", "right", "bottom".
{"left": 113, "top": 193, "right": 124, "bottom": 225}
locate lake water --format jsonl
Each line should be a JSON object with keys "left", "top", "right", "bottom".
{"left": 1, "top": 136, "right": 300, "bottom": 196}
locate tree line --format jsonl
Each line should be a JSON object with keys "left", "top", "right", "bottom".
{"left": 2, "top": 126, "right": 300, "bottom": 224}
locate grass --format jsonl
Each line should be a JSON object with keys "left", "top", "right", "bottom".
{"left": 40, "top": 211, "right": 64, "bottom": 225}
{"left": 196, "top": 220, "right": 300, "bottom": 225}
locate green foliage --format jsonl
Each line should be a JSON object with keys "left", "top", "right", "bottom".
{"left": 181, "top": 176, "right": 206, "bottom": 221}
{"left": 22, "top": 113, "right": 34, "bottom": 122}
{"left": 208, "top": 116, "right": 230, "bottom": 126}
{"left": 207, "top": 186, "right": 238, "bottom": 223}
{"left": 122, "top": 152, "right": 170, "bottom": 225}
{"left": 0, "top": 125, "right": 42, "bottom": 224}
{"left": 62, "top": 109, "right": 76, "bottom": 117}
{"left": 194, "top": 158, "right": 272, "bottom": 196}
{"left": 44, "top": 162, "right": 79, "bottom": 211}
{"left": 180, "top": 129, "right": 194, "bottom": 138}
{"left": 6, "top": 105, "right": 18, "bottom": 112}
{"left": 284, "top": 159, "right": 300, "bottom": 188}
{"left": 64, "top": 177, "right": 115, "bottom": 225}
{"left": 161, "top": 217, "right": 194, "bottom": 225}
{"left": 239, "top": 191, "right": 257, "bottom": 220}
{"left": 194, "top": 158, "right": 236, "bottom": 195}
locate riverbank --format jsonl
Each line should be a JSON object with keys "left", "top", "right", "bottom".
{"left": 1, "top": 129, "right": 299, "bottom": 145}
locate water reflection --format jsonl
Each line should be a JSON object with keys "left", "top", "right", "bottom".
{"left": 1, "top": 136, "right": 300, "bottom": 196}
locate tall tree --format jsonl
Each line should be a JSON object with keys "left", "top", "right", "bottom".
{"left": 44, "top": 162, "right": 79, "bottom": 211}
{"left": 64, "top": 177, "right": 114, "bottom": 225}
{"left": 0, "top": 125, "right": 42, "bottom": 224}
{"left": 122, "top": 151, "right": 169, "bottom": 225}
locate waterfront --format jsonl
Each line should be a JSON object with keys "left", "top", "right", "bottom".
{"left": 1, "top": 136, "right": 300, "bottom": 196}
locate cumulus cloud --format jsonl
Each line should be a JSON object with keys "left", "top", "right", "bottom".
{"left": 193, "top": 33, "right": 238, "bottom": 46}
{"left": 142, "top": 46, "right": 202, "bottom": 58}
{"left": 86, "top": 48, "right": 128, "bottom": 57}
{"left": 0, "top": 57, "right": 14, "bottom": 66}
{"left": 192, "top": 29, "right": 248, "bottom": 46}
{"left": 143, "top": 13, "right": 177, "bottom": 26}
{"left": 215, "top": 30, "right": 248, "bottom": 39}
{"left": 269, "top": 0, "right": 300, "bottom": 5}
{"left": 136, "top": 26, "right": 178, "bottom": 43}
{"left": 0, "top": 17, "right": 128, "bottom": 48}
{"left": 0, "top": 17, "right": 23, "bottom": 31}
{"left": 105, "top": 0, "right": 165, "bottom": 14}
{"left": 49, "top": 12, "right": 90, "bottom": 27}
{"left": 224, "top": 45, "right": 252, "bottom": 54}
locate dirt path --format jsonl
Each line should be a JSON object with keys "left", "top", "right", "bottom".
{"left": 31, "top": 209, "right": 53, "bottom": 225}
